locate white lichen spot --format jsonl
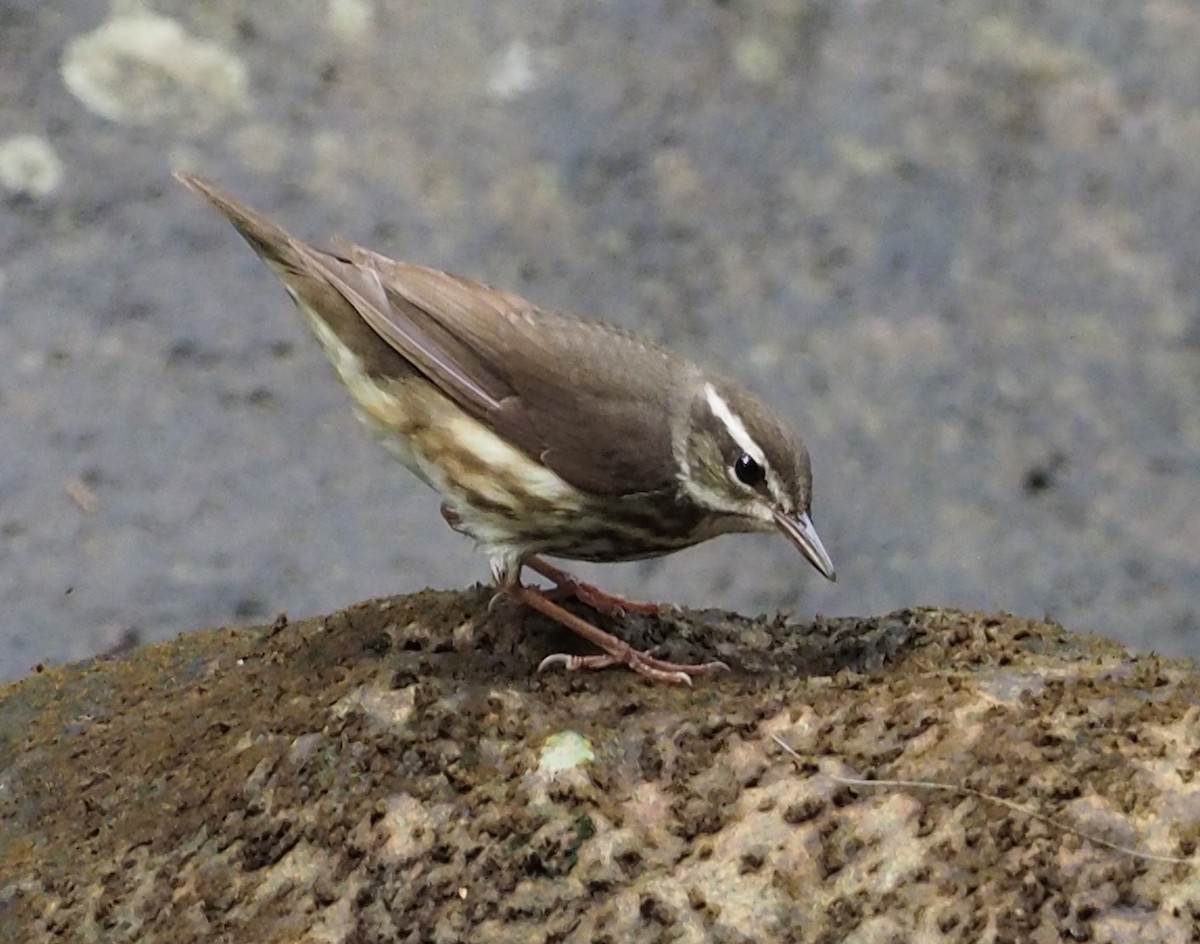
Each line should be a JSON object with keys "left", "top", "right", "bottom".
{"left": 538, "top": 731, "right": 594, "bottom": 775}
{"left": 733, "top": 35, "right": 783, "bottom": 85}
{"left": 380, "top": 794, "right": 435, "bottom": 861}
{"left": 288, "top": 732, "right": 324, "bottom": 763}
{"left": 487, "top": 40, "right": 552, "bottom": 100}
{"left": 61, "top": 12, "right": 247, "bottom": 130}
{"left": 327, "top": 0, "right": 374, "bottom": 43}
{"left": 0, "top": 135, "right": 64, "bottom": 198}
{"left": 332, "top": 684, "right": 416, "bottom": 727}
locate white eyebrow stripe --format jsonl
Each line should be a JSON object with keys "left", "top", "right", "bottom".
{"left": 704, "top": 382, "right": 765, "bottom": 466}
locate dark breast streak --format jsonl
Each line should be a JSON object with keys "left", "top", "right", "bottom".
{"left": 460, "top": 486, "right": 719, "bottom": 563}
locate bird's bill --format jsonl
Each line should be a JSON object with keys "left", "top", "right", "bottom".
{"left": 773, "top": 510, "right": 836, "bottom": 581}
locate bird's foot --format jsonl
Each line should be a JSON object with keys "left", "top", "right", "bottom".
{"left": 509, "top": 581, "right": 727, "bottom": 685}
{"left": 524, "top": 556, "right": 662, "bottom": 618}
{"left": 537, "top": 650, "right": 728, "bottom": 685}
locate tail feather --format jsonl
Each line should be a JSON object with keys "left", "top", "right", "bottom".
{"left": 174, "top": 171, "right": 308, "bottom": 275}
{"left": 175, "top": 170, "right": 415, "bottom": 383}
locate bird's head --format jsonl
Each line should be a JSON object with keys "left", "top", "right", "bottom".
{"left": 673, "top": 378, "right": 835, "bottom": 581}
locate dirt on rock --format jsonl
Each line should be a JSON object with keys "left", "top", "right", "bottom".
{"left": 0, "top": 594, "right": 1196, "bottom": 943}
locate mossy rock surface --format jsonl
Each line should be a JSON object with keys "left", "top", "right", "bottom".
{"left": 1, "top": 594, "right": 1196, "bottom": 942}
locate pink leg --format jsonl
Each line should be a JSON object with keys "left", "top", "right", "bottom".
{"left": 498, "top": 568, "right": 727, "bottom": 685}
{"left": 525, "top": 556, "right": 662, "bottom": 617}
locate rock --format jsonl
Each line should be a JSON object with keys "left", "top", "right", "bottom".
{"left": 0, "top": 594, "right": 1196, "bottom": 942}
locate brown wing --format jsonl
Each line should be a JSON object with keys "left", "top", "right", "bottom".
{"left": 321, "top": 243, "right": 690, "bottom": 495}
{"left": 177, "top": 173, "right": 687, "bottom": 496}
{"left": 305, "top": 251, "right": 511, "bottom": 415}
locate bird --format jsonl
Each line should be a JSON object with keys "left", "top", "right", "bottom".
{"left": 176, "top": 172, "right": 835, "bottom": 684}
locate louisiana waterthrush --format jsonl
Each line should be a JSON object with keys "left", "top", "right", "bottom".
{"left": 177, "top": 173, "right": 835, "bottom": 684}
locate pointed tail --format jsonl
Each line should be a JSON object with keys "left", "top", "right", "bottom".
{"left": 174, "top": 171, "right": 310, "bottom": 275}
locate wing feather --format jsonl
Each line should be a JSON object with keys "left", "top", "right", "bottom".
{"left": 333, "top": 245, "right": 690, "bottom": 495}
{"left": 179, "top": 173, "right": 687, "bottom": 496}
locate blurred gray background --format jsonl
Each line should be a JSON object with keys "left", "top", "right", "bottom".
{"left": 1, "top": 0, "right": 1197, "bottom": 681}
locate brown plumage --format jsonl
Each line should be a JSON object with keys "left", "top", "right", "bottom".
{"left": 177, "top": 172, "right": 834, "bottom": 683}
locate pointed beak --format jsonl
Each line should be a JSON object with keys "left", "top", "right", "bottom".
{"left": 773, "top": 509, "right": 836, "bottom": 582}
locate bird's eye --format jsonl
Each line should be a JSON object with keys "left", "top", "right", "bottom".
{"left": 733, "top": 454, "right": 765, "bottom": 487}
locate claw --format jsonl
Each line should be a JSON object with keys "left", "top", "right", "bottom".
{"left": 537, "top": 652, "right": 586, "bottom": 673}
{"left": 538, "top": 650, "right": 695, "bottom": 685}
{"left": 486, "top": 556, "right": 724, "bottom": 684}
